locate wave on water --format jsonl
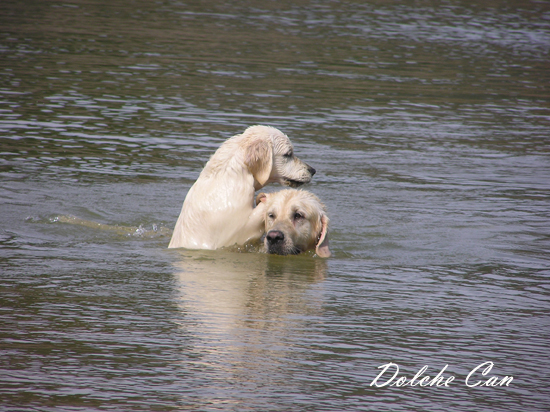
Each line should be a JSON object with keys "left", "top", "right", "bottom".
{"left": 49, "top": 215, "right": 172, "bottom": 239}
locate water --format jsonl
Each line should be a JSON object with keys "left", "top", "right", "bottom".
{"left": 1, "top": 0, "right": 549, "bottom": 411}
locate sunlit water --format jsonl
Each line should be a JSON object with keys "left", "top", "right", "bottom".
{"left": 1, "top": 1, "right": 549, "bottom": 411}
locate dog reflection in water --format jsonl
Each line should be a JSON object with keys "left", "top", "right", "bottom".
{"left": 256, "top": 189, "right": 330, "bottom": 258}
{"left": 173, "top": 249, "right": 327, "bottom": 331}
{"left": 171, "top": 250, "right": 327, "bottom": 381}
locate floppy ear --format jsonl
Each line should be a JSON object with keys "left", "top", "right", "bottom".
{"left": 315, "top": 214, "right": 331, "bottom": 258}
{"left": 244, "top": 139, "right": 273, "bottom": 187}
{"left": 255, "top": 192, "right": 268, "bottom": 206}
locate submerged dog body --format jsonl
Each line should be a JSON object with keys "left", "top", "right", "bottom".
{"left": 168, "top": 125, "right": 315, "bottom": 250}
{"left": 257, "top": 189, "right": 330, "bottom": 257}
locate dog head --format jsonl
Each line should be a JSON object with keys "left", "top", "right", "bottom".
{"left": 241, "top": 125, "right": 315, "bottom": 189}
{"left": 256, "top": 189, "right": 330, "bottom": 257}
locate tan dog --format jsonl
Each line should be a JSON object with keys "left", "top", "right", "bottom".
{"left": 168, "top": 126, "right": 315, "bottom": 250}
{"left": 256, "top": 189, "right": 330, "bottom": 257}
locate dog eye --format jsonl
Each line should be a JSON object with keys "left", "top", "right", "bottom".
{"left": 268, "top": 213, "right": 275, "bottom": 219}
{"left": 283, "top": 151, "right": 293, "bottom": 158}
{"left": 293, "top": 212, "right": 304, "bottom": 220}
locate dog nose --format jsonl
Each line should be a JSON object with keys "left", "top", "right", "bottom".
{"left": 308, "top": 165, "right": 316, "bottom": 176}
{"left": 266, "top": 230, "right": 285, "bottom": 244}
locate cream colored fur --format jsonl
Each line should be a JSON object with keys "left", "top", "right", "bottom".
{"left": 168, "top": 125, "right": 315, "bottom": 250}
{"left": 256, "top": 189, "right": 330, "bottom": 257}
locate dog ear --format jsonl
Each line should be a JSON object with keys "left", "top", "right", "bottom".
{"left": 315, "top": 214, "right": 331, "bottom": 258}
{"left": 244, "top": 139, "right": 273, "bottom": 187}
{"left": 255, "top": 192, "right": 268, "bottom": 206}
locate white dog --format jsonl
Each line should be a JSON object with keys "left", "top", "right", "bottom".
{"left": 168, "top": 125, "right": 316, "bottom": 250}
{"left": 256, "top": 189, "right": 330, "bottom": 257}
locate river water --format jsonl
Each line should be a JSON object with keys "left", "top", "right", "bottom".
{"left": 1, "top": 1, "right": 549, "bottom": 411}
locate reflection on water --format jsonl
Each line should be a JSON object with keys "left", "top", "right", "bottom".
{"left": 173, "top": 250, "right": 327, "bottom": 399}
{"left": 148, "top": 249, "right": 331, "bottom": 409}
{"left": 174, "top": 250, "right": 326, "bottom": 336}
{"left": 1, "top": 0, "right": 550, "bottom": 411}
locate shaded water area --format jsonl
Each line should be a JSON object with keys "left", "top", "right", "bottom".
{"left": 1, "top": 0, "right": 550, "bottom": 410}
